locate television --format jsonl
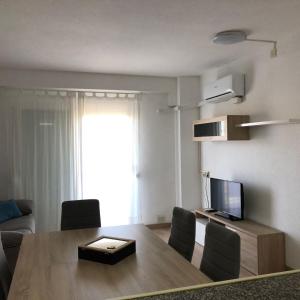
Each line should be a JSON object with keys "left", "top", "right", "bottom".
{"left": 210, "top": 178, "right": 244, "bottom": 221}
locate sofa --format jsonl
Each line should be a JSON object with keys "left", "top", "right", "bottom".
{"left": 0, "top": 199, "right": 35, "bottom": 234}
{"left": 0, "top": 199, "right": 35, "bottom": 272}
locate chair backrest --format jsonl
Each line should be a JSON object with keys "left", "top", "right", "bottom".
{"left": 0, "top": 234, "right": 12, "bottom": 300}
{"left": 200, "top": 222, "right": 240, "bottom": 281}
{"left": 61, "top": 199, "right": 101, "bottom": 231}
{"left": 168, "top": 207, "right": 196, "bottom": 262}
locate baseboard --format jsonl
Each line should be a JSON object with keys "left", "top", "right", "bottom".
{"left": 146, "top": 223, "right": 171, "bottom": 229}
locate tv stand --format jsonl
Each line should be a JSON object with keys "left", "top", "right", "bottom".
{"left": 214, "top": 211, "right": 240, "bottom": 221}
{"left": 195, "top": 208, "right": 286, "bottom": 275}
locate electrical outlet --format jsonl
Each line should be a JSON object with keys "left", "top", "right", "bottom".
{"left": 200, "top": 170, "right": 210, "bottom": 178}
{"left": 157, "top": 215, "right": 166, "bottom": 223}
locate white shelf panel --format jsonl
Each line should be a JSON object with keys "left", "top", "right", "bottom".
{"left": 236, "top": 119, "right": 300, "bottom": 127}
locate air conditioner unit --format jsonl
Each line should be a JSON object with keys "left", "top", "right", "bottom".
{"left": 201, "top": 74, "right": 245, "bottom": 105}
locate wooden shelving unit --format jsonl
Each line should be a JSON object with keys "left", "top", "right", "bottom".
{"left": 236, "top": 118, "right": 300, "bottom": 127}
{"left": 193, "top": 115, "right": 249, "bottom": 141}
{"left": 195, "top": 209, "right": 286, "bottom": 275}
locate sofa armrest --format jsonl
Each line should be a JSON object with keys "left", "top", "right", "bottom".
{"left": 1, "top": 231, "right": 23, "bottom": 249}
{"left": 14, "top": 199, "right": 33, "bottom": 215}
{"left": 1, "top": 231, "right": 24, "bottom": 273}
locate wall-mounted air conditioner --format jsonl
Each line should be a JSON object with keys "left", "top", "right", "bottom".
{"left": 200, "top": 74, "right": 245, "bottom": 105}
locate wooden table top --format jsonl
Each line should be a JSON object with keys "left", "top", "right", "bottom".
{"left": 8, "top": 224, "right": 211, "bottom": 300}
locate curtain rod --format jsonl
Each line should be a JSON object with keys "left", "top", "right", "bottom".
{"left": 0, "top": 86, "right": 141, "bottom": 99}
{"left": 0, "top": 86, "right": 169, "bottom": 95}
{"left": 0, "top": 85, "right": 140, "bottom": 93}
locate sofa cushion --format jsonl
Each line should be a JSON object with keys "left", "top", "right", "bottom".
{"left": 0, "top": 214, "right": 35, "bottom": 233}
{"left": 14, "top": 200, "right": 33, "bottom": 216}
{"left": 0, "top": 200, "right": 22, "bottom": 224}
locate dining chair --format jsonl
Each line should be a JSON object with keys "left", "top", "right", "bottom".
{"left": 168, "top": 207, "right": 196, "bottom": 262}
{"left": 1, "top": 231, "right": 23, "bottom": 274}
{"left": 200, "top": 222, "right": 240, "bottom": 281}
{"left": 61, "top": 199, "right": 101, "bottom": 231}
{"left": 0, "top": 233, "right": 12, "bottom": 300}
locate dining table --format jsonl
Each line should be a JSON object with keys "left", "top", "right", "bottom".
{"left": 8, "top": 224, "right": 211, "bottom": 300}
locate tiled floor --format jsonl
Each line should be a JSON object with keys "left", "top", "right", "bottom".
{"left": 151, "top": 226, "right": 254, "bottom": 279}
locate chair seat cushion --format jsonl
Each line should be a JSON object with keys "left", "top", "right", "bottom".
{"left": 0, "top": 200, "right": 22, "bottom": 224}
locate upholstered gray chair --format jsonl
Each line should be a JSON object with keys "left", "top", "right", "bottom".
{"left": 61, "top": 199, "right": 101, "bottom": 231}
{"left": 0, "top": 233, "right": 12, "bottom": 300}
{"left": 168, "top": 207, "right": 196, "bottom": 262}
{"left": 1, "top": 231, "right": 23, "bottom": 274}
{"left": 200, "top": 222, "right": 240, "bottom": 281}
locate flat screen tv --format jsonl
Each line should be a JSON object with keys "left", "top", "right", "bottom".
{"left": 210, "top": 178, "right": 244, "bottom": 220}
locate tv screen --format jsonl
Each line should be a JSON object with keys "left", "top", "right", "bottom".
{"left": 210, "top": 178, "right": 244, "bottom": 220}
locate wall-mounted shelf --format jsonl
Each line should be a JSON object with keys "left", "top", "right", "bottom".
{"left": 236, "top": 119, "right": 300, "bottom": 127}
{"left": 193, "top": 115, "right": 249, "bottom": 141}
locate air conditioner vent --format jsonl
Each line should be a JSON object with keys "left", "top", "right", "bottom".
{"left": 202, "top": 74, "right": 244, "bottom": 104}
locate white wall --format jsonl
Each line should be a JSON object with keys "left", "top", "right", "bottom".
{"left": 0, "top": 69, "right": 178, "bottom": 224}
{"left": 139, "top": 93, "right": 176, "bottom": 224}
{"left": 199, "top": 41, "right": 300, "bottom": 268}
{"left": 176, "top": 77, "right": 201, "bottom": 210}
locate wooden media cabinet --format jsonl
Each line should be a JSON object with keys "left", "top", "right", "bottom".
{"left": 195, "top": 209, "right": 286, "bottom": 275}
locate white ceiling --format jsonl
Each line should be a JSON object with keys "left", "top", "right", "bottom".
{"left": 0, "top": 0, "right": 299, "bottom": 76}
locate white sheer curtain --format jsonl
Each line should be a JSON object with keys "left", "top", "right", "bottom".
{"left": 81, "top": 93, "right": 140, "bottom": 226}
{"left": 0, "top": 88, "right": 82, "bottom": 231}
{"left": 0, "top": 88, "right": 140, "bottom": 231}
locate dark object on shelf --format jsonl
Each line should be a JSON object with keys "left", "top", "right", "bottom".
{"left": 204, "top": 208, "right": 217, "bottom": 213}
{"left": 215, "top": 211, "right": 240, "bottom": 221}
{"left": 78, "top": 236, "right": 136, "bottom": 265}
